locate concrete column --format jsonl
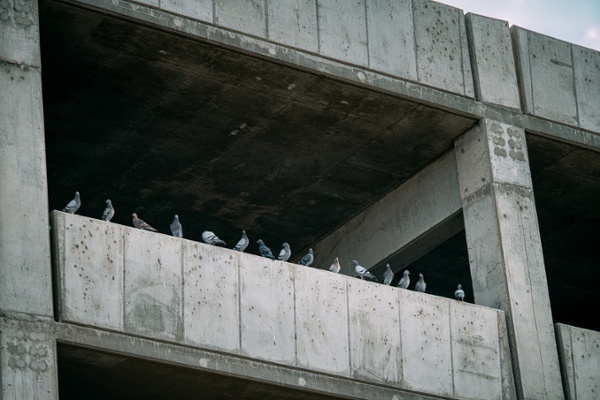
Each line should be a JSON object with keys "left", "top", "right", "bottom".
{"left": 455, "top": 119, "right": 564, "bottom": 399}
{"left": 1, "top": 1, "right": 58, "bottom": 398}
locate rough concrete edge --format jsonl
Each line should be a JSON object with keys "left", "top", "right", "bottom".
{"left": 458, "top": 7, "right": 475, "bottom": 99}
{"left": 554, "top": 323, "right": 575, "bottom": 400}
{"left": 49, "top": 210, "right": 63, "bottom": 323}
{"left": 497, "top": 310, "right": 518, "bottom": 400}
{"left": 464, "top": 13, "right": 482, "bottom": 102}
{"left": 510, "top": 26, "right": 531, "bottom": 116}
{"left": 55, "top": 322, "right": 442, "bottom": 400}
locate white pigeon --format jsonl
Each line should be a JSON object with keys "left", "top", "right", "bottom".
{"left": 132, "top": 213, "right": 158, "bottom": 232}
{"left": 397, "top": 270, "right": 410, "bottom": 289}
{"left": 382, "top": 263, "right": 394, "bottom": 285}
{"left": 170, "top": 214, "right": 183, "bottom": 238}
{"left": 297, "top": 248, "right": 314, "bottom": 267}
{"left": 455, "top": 284, "right": 465, "bottom": 301}
{"left": 233, "top": 230, "right": 249, "bottom": 252}
{"left": 102, "top": 199, "right": 114, "bottom": 222}
{"left": 352, "top": 260, "right": 377, "bottom": 281}
{"left": 202, "top": 230, "right": 226, "bottom": 246}
{"left": 257, "top": 239, "right": 275, "bottom": 259}
{"left": 415, "top": 273, "right": 426, "bottom": 293}
{"left": 329, "top": 257, "right": 341, "bottom": 273}
{"left": 278, "top": 242, "right": 291, "bottom": 262}
{"left": 63, "top": 191, "right": 81, "bottom": 214}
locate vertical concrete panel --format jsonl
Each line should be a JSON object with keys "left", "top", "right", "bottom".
{"left": 183, "top": 241, "right": 240, "bottom": 353}
{"left": 466, "top": 14, "right": 520, "bottom": 108}
{"left": 295, "top": 267, "right": 349, "bottom": 376}
{"left": 214, "top": 0, "right": 266, "bottom": 38}
{"left": 124, "top": 230, "right": 183, "bottom": 342}
{"left": 412, "top": 0, "right": 473, "bottom": 97}
{"left": 240, "top": 259, "right": 295, "bottom": 364}
{"left": 400, "top": 291, "right": 453, "bottom": 397}
{"left": 450, "top": 302, "right": 503, "bottom": 400}
{"left": 0, "top": 0, "right": 41, "bottom": 66}
{"left": 317, "top": 0, "right": 368, "bottom": 67}
{"left": 0, "top": 318, "right": 58, "bottom": 400}
{"left": 53, "top": 213, "right": 124, "bottom": 331}
{"left": 573, "top": 45, "right": 600, "bottom": 133}
{"left": 0, "top": 62, "right": 52, "bottom": 317}
{"left": 348, "top": 281, "right": 401, "bottom": 385}
{"left": 159, "top": 0, "right": 213, "bottom": 23}
{"left": 267, "top": 0, "right": 318, "bottom": 52}
{"left": 522, "top": 29, "right": 578, "bottom": 125}
{"left": 366, "top": 0, "right": 417, "bottom": 80}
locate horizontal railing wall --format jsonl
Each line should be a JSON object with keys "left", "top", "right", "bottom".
{"left": 51, "top": 211, "right": 516, "bottom": 399}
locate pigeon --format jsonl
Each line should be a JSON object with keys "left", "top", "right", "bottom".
{"left": 297, "top": 247, "right": 314, "bottom": 267}
{"left": 102, "top": 199, "right": 114, "bottom": 222}
{"left": 202, "top": 231, "right": 226, "bottom": 246}
{"left": 170, "top": 214, "right": 183, "bottom": 238}
{"left": 62, "top": 191, "right": 81, "bottom": 214}
{"left": 397, "top": 270, "right": 410, "bottom": 289}
{"left": 415, "top": 273, "right": 426, "bottom": 293}
{"left": 233, "top": 230, "right": 249, "bottom": 252}
{"left": 278, "top": 242, "right": 291, "bottom": 262}
{"left": 132, "top": 213, "right": 158, "bottom": 232}
{"left": 382, "top": 263, "right": 394, "bottom": 285}
{"left": 329, "top": 257, "right": 341, "bottom": 273}
{"left": 352, "top": 260, "right": 377, "bottom": 281}
{"left": 455, "top": 284, "right": 465, "bottom": 301}
{"left": 257, "top": 239, "right": 275, "bottom": 259}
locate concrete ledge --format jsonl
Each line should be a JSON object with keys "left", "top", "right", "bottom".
{"left": 555, "top": 323, "right": 600, "bottom": 400}
{"left": 51, "top": 211, "right": 516, "bottom": 399}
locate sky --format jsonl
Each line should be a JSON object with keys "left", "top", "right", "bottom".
{"left": 436, "top": 0, "right": 600, "bottom": 51}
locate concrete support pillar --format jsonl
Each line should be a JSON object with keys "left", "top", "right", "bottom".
{"left": 1, "top": 1, "right": 59, "bottom": 398}
{"left": 455, "top": 119, "right": 564, "bottom": 399}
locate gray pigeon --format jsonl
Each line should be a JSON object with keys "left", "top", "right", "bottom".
{"left": 397, "top": 270, "right": 410, "bottom": 289}
{"left": 102, "top": 199, "right": 114, "bottom": 222}
{"left": 278, "top": 242, "right": 291, "bottom": 262}
{"left": 63, "top": 191, "right": 81, "bottom": 214}
{"left": 382, "top": 263, "right": 394, "bottom": 285}
{"left": 455, "top": 284, "right": 465, "bottom": 301}
{"left": 352, "top": 260, "right": 377, "bottom": 281}
{"left": 415, "top": 273, "right": 426, "bottom": 293}
{"left": 257, "top": 239, "right": 275, "bottom": 259}
{"left": 297, "top": 247, "right": 314, "bottom": 267}
{"left": 132, "top": 213, "right": 158, "bottom": 232}
{"left": 202, "top": 230, "right": 226, "bottom": 246}
{"left": 170, "top": 214, "right": 183, "bottom": 238}
{"left": 233, "top": 230, "right": 249, "bottom": 252}
{"left": 329, "top": 257, "right": 341, "bottom": 273}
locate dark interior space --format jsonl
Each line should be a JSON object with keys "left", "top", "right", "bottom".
{"left": 57, "top": 344, "right": 343, "bottom": 400}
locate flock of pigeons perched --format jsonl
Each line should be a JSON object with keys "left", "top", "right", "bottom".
{"left": 62, "top": 191, "right": 467, "bottom": 301}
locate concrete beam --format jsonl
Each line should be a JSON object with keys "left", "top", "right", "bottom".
{"left": 455, "top": 119, "right": 565, "bottom": 399}
{"left": 314, "top": 150, "right": 462, "bottom": 275}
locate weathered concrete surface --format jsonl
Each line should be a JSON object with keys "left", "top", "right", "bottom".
{"left": 555, "top": 323, "right": 600, "bottom": 400}
{"left": 315, "top": 150, "right": 462, "bottom": 276}
{"left": 0, "top": 0, "right": 52, "bottom": 317}
{"left": 52, "top": 211, "right": 516, "bottom": 399}
{"left": 1, "top": 315, "right": 58, "bottom": 400}
{"left": 455, "top": 120, "right": 564, "bottom": 399}
{"left": 513, "top": 27, "right": 600, "bottom": 133}
{"left": 466, "top": 13, "right": 520, "bottom": 109}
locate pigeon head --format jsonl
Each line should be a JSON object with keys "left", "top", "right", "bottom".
{"left": 351, "top": 260, "right": 358, "bottom": 266}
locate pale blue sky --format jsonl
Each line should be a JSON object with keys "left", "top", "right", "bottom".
{"left": 436, "top": 0, "right": 600, "bottom": 51}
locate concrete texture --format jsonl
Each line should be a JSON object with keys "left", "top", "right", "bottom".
{"left": 556, "top": 323, "right": 600, "bottom": 400}
{"left": 466, "top": 13, "right": 520, "bottom": 108}
{"left": 52, "top": 211, "right": 515, "bottom": 399}
{"left": 315, "top": 150, "right": 462, "bottom": 276}
{"left": 1, "top": 0, "right": 52, "bottom": 318}
{"left": 267, "top": 0, "right": 318, "bottom": 52}
{"left": 0, "top": 315, "right": 58, "bottom": 400}
{"left": 572, "top": 45, "right": 600, "bottom": 132}
{"left": 456, "top": 120, "right": 564, "bottom": 399}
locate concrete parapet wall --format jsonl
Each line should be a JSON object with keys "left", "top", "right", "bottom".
{"left": 51, "top": 211, "right": 515, "bottom": 399}
{"left": 555, "top": 323, "right": 600, "bottom": 400}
